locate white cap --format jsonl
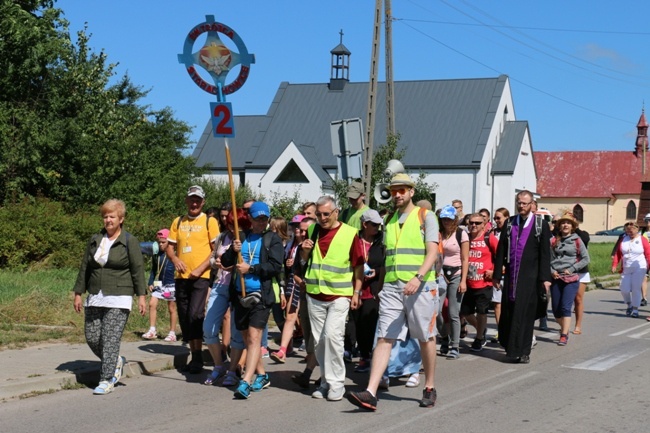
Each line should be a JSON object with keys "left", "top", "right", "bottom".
{"left": 644, "top": 213, "right": 650, "bottom": 221}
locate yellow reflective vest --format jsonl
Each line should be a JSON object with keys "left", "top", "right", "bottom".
{"left": 385, "top": 206, "right": 436, "bottom": 283}
{"left": 305, "top": 223, "right": 357, "bottom": 296}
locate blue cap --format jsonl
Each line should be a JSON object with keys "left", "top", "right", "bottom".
{"left": 249, "top": 201, "right": 270, "bottom": 219}
{"left": 439, "top": 204, "right": 457, "bottom": 220}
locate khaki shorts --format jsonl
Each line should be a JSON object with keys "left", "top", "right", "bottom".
{"left": 376, "top": 280, "right": 439, "bottom": 343}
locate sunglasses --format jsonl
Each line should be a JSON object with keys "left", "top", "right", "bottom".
{"left": 315, "top": 210, "right": 337, "bottom": 218}
{"left": 390, "top": 188, "right": 409, "bottom": 196}
{"left": 468, "top": 221, "right": 483, "bottom": 226}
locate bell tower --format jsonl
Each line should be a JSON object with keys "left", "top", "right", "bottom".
{"left": 635, "top": 107, "right": 650, "bottom": 227}
{"left": 329, "top": 29, "right": 351, "bottom": 91}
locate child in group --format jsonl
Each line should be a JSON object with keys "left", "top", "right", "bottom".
{"left": 142, "top": 228, "right": 178, "bottom": 342}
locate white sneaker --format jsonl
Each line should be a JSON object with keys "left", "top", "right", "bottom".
{"left": 531, "top": 335, "right": 537, "bottom": 349}
{"left": 326, "top": 387, "right": 345, "bottom": 401}
{"left": 312, "top": 384, "right": 329, "bottom": 399}
{"left": 93, "top": 380, "right": 114, "bottom": 395}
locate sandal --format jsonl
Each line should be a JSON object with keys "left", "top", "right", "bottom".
{"left": 142, "top": 329, "right": 157, "bottom": 340}
{"left": 164, "top": 332, "right": 177, "bottom": 342}
{"left": 571, "top": 329, "right": 582, "bottom": 335}
{"left": 405, "top": 373, "right": 420, "bottom": 388}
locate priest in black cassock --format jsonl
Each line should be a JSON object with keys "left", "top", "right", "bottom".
{"left": 493, "top": 190, "right": 551, "bottom": 363}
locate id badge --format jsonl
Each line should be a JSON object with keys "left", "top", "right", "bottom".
{"left": 182, "top": 246, "right": 192, "bottom": 253}
{"left": 153, "top": 280, "right": 162, "bottom": 288}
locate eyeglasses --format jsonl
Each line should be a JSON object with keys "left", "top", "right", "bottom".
{"left": 390, "top": 188, "right": 409, "bottom": 196}
{"left": 516, "top": 201, "right": 532, "bottom": 206}
{"left": 315, "top": 210, "right": 337, "bottom": 218}
{"left": 468, "top": 221, "right": 483, "bottom": 226}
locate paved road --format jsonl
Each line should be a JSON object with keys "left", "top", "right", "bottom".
{"left": 1, "top": 286, "right": 649, "bottom": 433}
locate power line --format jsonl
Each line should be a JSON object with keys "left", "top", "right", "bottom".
{"left": 397, "top": 20, "right": 632, "bottom": 125}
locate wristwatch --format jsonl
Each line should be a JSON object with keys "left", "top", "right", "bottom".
{"left": 415, "top": 273, "right": 424, "bottom": 282}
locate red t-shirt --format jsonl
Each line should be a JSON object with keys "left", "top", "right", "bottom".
{"left": 467, "top": 231, "right": 499, "bottom": 289}
{"left": 309, "top": 223, "right": 364, "bottom": 301}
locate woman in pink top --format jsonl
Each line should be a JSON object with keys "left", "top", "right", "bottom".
{"left": 611, "top": 221, "right": 650, "bottom": 319}
{"left": 437, "top": 205, "right": 469, "bottom": 359}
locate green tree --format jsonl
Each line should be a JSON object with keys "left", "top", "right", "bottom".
{"left": 0, "top": 0, "right": 198, "bottom": 215}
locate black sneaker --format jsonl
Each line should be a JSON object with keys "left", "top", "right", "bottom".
{"left": 291, "top": 373, "right": 310, "bottom": 389}
{"left": 642, "top": 298, "right": 648, "bottom": 307}
{"left": 346, "top": 390, "right": 378, "bottom": 411}
{"left": 419, "top": 387, "right": 437, "bottom": 408}
{"left": 439, "top": 336, "right": 449, "bottom": 356}
{"left": 470, "top": 338, "right": 484, "bottom": 352}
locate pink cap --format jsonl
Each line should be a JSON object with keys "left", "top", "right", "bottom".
{"left": 291, "top": 214, "right": 306, "bottom": 224}
{"left": 156, "top": 228, "right": 170, "bottom": 239}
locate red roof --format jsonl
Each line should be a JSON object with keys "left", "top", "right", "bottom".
{"left": 536, "top": 151, "right": 643, "bottom": 198}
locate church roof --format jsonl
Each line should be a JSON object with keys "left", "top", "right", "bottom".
{"left": 192, "top": 75, "right": 515, "bottom": 172}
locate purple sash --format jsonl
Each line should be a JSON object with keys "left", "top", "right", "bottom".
{"left": 508, "top": 216, "right": 532, "bottom": 301}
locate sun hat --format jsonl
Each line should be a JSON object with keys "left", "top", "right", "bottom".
{"left": 389, "top": 173, "right": 415, "bottom": 188}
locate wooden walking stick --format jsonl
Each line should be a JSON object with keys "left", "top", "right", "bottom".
{"left": 225, "top": 139, "right": 246, "bottom": 297}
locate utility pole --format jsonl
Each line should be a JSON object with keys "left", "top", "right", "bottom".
{"left": 363, "top": 0, "right": 382, "bottom": 204}
{"left": 385, "top": 0, "right": 395, "bottom": 136}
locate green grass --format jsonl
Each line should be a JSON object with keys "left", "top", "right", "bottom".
{"left": 0, "top": 268, "right": 171, "bottom": 349}
{"left": 586, "top": 243, "right": 615, "bottom": 279}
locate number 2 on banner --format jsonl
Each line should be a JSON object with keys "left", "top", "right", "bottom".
{"left": 210, "top": 102, "right": 235, "bottom": 137}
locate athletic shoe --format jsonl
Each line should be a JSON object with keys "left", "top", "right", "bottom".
{"left": 234, "top": 380, "right": 252, "bottom": 399}
{"left": 343, "top": 350, "right": 353, "bottom": 363}
{"left": 558, "top": 334, "right": 568, "bottom": 346}
{"left": 142, "top": 329, "right": 157, "bottom": 340}
{"left": 481, "top": 331, "right": 488, "bottom": 347}
{"left": 538, "top": 317, "right": 550, "bottom": 332}
{"left": 642, "top": 298, "right": 648, "bottom": 307}
{"left": 490, "top": 332, "right": 499, "bottom": 344}
{"left": 93, "top": 380, "right": 114, "bottom": 395}
{"left": 626, "top": 306, "right": 633, "bottom": 316}
{"left": 113, "top": 356, "right": 125, "bottom": 384}
{"left": 532, "top": 334, "right": 538, "bottom": 348}
{"left": 354, "top": 358, "right": 371, "bottom": 373}
{"left": 203, "top": 365, "right": 226, "bottom": 386}
{"left": 631, "top": 310, "right": 639, "bottom": 318}
{"left": 164, "top": 332, "right": 177, "bottom": 342}
{"left": 221, "top": 371, "right": 239, "bottom": 387}
{"left": 346, "top": 390, "right": 378, "bottom": 411}
{"left": 291, "top": 373, "right": 310, "bottom": 389}
{"left": 327, "top": 387, "right": 345, "bottom": 401}
{"left": 269, "top": 350, "right": 286, "bottom": 363}
{"left": 251, "top": 373, "right": 271, "bottom": 392}
{"left": 470, "top": 338, "right": 484, "bottom": 352}
{"left": 261, "top": 347, "right": 269, "bottom": 358}
{"left": 460, "top": 324, "right": 468, "bottom": 339}
{"left": 312, "top": 384, "right": 329, "bottom": 399}
{"left": 446, "top": 348, "right": 460, "bottom": 359}
{"left": 419, "top": 387, "right": 437, "bottom": 408}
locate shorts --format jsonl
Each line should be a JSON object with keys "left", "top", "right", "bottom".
{"left": 579, "top": 272, "right": 591, "bottom": 284}
{"left": 284, "top": 280, "right": 300, "bottom": 314}
{"left": 151, "top": 283, "right": 176, "bottom": 301}
{"left": 460, "top": 287, "right": 493, "bottom": 315}
{"left": 376, "top": 280, "right": 439, "bottom": 343}
{"left": 233, "top": 293, "right": 271, "bottom": 331}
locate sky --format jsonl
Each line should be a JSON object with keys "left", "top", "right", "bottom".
{"left": 56, "top": 0, "right": 650, "bottom": 154}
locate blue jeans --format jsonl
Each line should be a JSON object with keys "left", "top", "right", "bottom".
{"left": 203, "top": 283, "right": 231, "bottom": 345}
{"left": 551, "top": 279, "right": 579, "bottom": 318}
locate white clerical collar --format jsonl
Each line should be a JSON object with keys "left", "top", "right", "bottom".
{"left": 517, "top": 214, "right": 533, "bottom": 228}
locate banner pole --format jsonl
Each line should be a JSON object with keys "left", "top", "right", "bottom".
{"left": 225, "top": 139, "right": 246, "bottom": 297}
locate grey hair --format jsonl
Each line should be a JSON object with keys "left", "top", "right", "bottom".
{"left": 316, "top": 195, "right": 338, "bottom": 209}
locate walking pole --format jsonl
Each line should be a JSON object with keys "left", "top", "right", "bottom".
{"left": 225, "top": 138, "right": 246, "bottom": 297}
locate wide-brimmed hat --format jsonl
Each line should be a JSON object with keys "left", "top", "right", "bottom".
{"left": 555, "top": 212, "right": 578, "bottom": 228}
{"left": 390, "top": 173, "right": 415, "bottom": 188}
